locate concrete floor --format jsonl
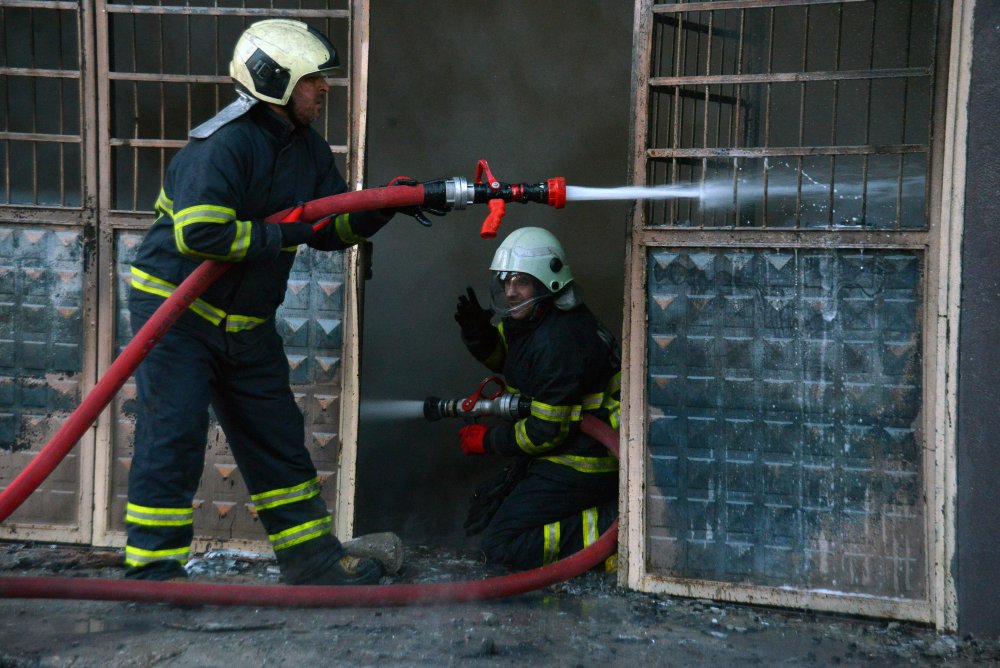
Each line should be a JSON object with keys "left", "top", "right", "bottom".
{"left": 0, "top": 541, "right": 996, "bottom": 667}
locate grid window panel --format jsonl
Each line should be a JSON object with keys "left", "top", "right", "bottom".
{"left": 645, "top": 1, "right": 938, "bottom": 231}
{"left": 0, "top": 5, "right": 84, "bottom": 207}
{"left": 644, "top": 247, "right": 925, "bottom": 598}
{"left": 105, "top": 7, "right": 351, "bottom": 213}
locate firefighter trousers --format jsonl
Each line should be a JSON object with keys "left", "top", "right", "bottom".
{"left": 479, "top": 461, "right": 618, "bottom": 569}
{"left": 124, "top": 304, "right": 343, "bottom": 580}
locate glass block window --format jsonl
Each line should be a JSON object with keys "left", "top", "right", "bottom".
{"left": 645, "top": 247, "right": 924, "bottom": 597}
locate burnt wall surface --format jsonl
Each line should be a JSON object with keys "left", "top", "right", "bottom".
{"left": 358, "top": 3, "right": 633, "bottom": 546}
{"left": 956, "top": 1, "right": 1000, "bottom": 636}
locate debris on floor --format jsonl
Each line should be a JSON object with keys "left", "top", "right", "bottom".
{"left": 1, "top": 540, "right": 998, "bottom": 667}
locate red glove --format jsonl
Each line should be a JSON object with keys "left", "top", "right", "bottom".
{"left": 459, "top": 424, "right": 488, "bottom": 455}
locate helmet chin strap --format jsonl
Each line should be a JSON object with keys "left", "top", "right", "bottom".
{"left": 523, "top": 298, "right": 551, "bottom": 323}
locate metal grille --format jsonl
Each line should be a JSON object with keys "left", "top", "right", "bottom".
{"left": 645, "top": 1, "right": 935, "bottom": 230}
{"left": 100, "top": 2, "right": 351, "bottom": 213}
{"left": 0, "top": 2, "right": 83, "bottom": 207}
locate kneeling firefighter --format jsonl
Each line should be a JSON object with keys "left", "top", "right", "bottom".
{"left": 125, "top": 20, "right": 424, "bottom": 584}
{"left": 453, "top": 227, "right": 621, "bottom": 569}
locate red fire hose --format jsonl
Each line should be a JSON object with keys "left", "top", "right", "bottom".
{"left": 0, "top": 163, "right": 567, "bottom": 522}
{"left": 0, "top": 415, "right": 618, "bottom": 607}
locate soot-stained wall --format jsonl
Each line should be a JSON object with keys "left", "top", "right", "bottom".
{"left": 956, "top": 1, "right": 1000, "bottom": 636}
{"left": 357, "top": 2, "right": 634, "bottom": 546}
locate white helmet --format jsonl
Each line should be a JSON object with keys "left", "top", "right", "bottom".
{"left": 490, "top": 227, "right": 573, "bottom": 291}
{"left": 230, "top": 19, "right": 339, "bottom": 105}
{"left": 489, "top": 227, "right": 579, "bottom": 318}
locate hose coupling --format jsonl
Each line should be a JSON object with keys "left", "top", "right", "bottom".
{"left": 423, "top": 393, "right": 531, "bottom": 422}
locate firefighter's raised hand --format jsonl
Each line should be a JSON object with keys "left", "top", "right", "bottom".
{"left": 454, "top": 286, "right": 492, "bottom": 338}
{"left": 459, "top": 424, "right": 488, "bottom": 455}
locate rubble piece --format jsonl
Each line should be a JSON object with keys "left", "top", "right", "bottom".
{"left": 342, "top": 532, "right": 405, "bottom": 574}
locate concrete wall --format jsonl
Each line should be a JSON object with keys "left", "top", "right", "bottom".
{"left": 956, "top": 1, "right": 1000, "bottom": 637}
{"left": 357, "top": 2, "right": 634, "bottom": 546}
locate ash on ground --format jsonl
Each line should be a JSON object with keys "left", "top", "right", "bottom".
{"left": 0, "top": 540, "right": 997, "bottom": 667}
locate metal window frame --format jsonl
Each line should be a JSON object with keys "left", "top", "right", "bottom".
{"left": 620, "top": 0, "right": 970, "bottom": 628}
{"left": 0, "top": 0, "right": 100, "bottom": 544}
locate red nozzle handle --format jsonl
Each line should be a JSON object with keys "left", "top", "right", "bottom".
{"left": 461, "top": 375, "right": 505, "bottom": 412}
{"left": 480, "top": 199, "right": 506, "bottom": 239}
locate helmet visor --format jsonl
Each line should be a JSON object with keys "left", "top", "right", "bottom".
{"left": 489, "top": 271, "right": 552, "bottom": 320}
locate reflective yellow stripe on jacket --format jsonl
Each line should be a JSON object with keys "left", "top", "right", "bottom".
{"left": 155, "top": 188, "right": 253, "bottom": 263}
{"left": 582, "top": 507, "right": 599, "bottom": 548}
{"left": 542, "top": 520, "right": 561, "bottom": 565}
{"left": 514, "top": 417, "right": 572, "bottom": 455}
{"left": 481, "top": 322, "right": 508, "bottom": 371}
{"left": 603, "top": 371, "right": 622, "bottom": 430}
{"left": 130, "top": 266, "right": 269, "bottom": 333}
{"left": 540, "top": 453, "right": 618, "bottom": 473}
{"left": 333, "top": 213, "right": 364, "bottom": 245}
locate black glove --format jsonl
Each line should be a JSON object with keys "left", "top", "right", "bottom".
{"left": 278, "top": 221, "right": 315, "bottom": 247}
{"left": 455, "top": 286, "right": 493, "bottom": 338}
{"left": 381, "top": 177, "right": 449, "bottom": 227}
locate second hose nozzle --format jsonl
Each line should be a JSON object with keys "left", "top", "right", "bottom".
{"left": 423, "top": 394, "right": 531, "bottom": 422}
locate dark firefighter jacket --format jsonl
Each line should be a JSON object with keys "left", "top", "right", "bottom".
{"left": 463, "top": 302, "right": 621, "bottom": 476}
{"left": 129, "top": 103, "right": 385, "bottom": 333}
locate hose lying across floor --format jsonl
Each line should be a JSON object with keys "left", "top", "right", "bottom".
{"left": 0, "top": 184, "right": 621, "bottom": 607}
{"left": 0, "top": 415, "right": 618, "bottom": 607}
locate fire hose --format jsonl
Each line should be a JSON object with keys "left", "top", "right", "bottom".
{"left": 0, "top": 415, "right": 618, "bottom": 607}
{"left": 0, "top": 160, "right": 565, "bottom": 524}
{"left": 0, "top": 161, "right": 624, "bottom": 607}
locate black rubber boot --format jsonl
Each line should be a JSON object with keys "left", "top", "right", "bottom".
{"left": 297, "top": 555, "right": 385, "bottom": 586}
{"left": 278, "top": 538, "right": 384, "bottom": 586}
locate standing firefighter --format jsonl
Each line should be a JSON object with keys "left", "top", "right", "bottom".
{"left": 126, "top": 20, "right": 420, "bottom": 584}
{"left": 454, "top": 227, "right": 621, "bottom": 569}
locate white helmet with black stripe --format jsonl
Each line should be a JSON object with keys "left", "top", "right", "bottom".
{"left": 190, "top": 19, "right": 339, "bottom": 138}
